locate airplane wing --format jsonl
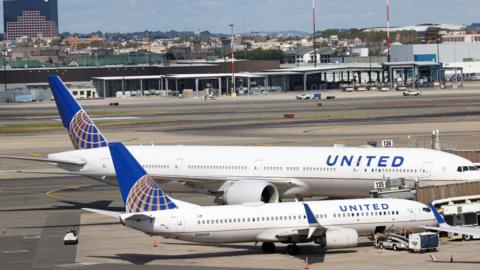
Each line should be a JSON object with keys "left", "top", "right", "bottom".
{"left": 0, "top": 169, "right": 92, "bottom": 176}
{"left": 151, "top": 174, "right": 307, "bottom": 196}
{"left": 151, "top": 175, "right": 305, "bottom": 186}
{"left": 421, "top": 225, "right": 480, "bottom": 237}
{"left": 0, "top": 155, "right": 85, "bottom": 165}
{"left": 422, "top": 202, "right": 480, "bottom": 237}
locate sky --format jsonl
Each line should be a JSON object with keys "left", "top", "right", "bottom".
{"left": 2, "top": 0, "right": 480, "bottom": 34}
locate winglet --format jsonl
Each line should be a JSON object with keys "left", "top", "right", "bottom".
{"left": 303, "top": 203, "right": 319, "bottom": 225}
{"left": 428, "top": 203, "right": 445, "bottom": 225}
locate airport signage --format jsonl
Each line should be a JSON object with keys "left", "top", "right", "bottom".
{"left": 326, "top": 155, "right": 404, "bottom": 167}
{"left": 339, "top": 203, "right": 389, "bottom": 212}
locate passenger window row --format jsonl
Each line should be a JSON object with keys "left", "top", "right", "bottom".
{"left": 197, "top": 213, "right": 328, "bottom": 225}
{"left": 369, "top": 168, "right": 423, "bottom": 173}
{"left": 333, "top": 210, "right": 399, "bottom": 218}
{"left": 303, "top": 167, "right": 336, "bottom": 172}
{"left": 188, "top": 165, "right": 248, "bottom": 170}
{"left": 143, "top": 164, "right": 169, "bottom": 169}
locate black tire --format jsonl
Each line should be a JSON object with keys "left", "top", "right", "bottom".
{"left": 261, "top": 242, "right": 276, "bottom": 253}
{"left": 463, "top": 234, "right": 472, "bottom": 241}
{"left": 286, "top": 244, "right": 300, "bottom": 255}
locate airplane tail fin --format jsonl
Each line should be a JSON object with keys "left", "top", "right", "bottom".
{"left": 48, "top": 75, "right": 108, "bottom": 150}
{"left": 108, "top": 142, "right": 179, "bottom": 213}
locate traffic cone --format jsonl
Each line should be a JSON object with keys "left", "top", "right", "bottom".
{"left": 152, "top": 239, "right": 158, "bottom": 247}
{"left": 450, "top": 254, "right": 454, "bottom": 263}
{"left": 303, "top": 257, "right": 310, "bottom": 269}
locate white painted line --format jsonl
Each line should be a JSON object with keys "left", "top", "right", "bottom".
{"left": 53, "top": 116, "right": 141, "bottom": 122}
{"left": 56, "top": 262, "right": 99, "bottom": 268}
{"left": 22, "top": 235, "right": 41, "bottom": 240}
{"left": 1, "top": 249, "right": 30, "bottom": 254}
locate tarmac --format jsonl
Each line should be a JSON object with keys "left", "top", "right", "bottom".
{"left": 1, "top": 87, "right": 480, "bottom": 269}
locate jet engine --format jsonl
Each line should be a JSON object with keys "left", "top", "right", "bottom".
{"left": 315, "top": 228, "right": 359, "bottom": 249}
{"left": 221, "top": 180, "right": 280, "bottom": 205}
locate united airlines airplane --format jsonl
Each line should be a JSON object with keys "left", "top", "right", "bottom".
{"left": 84, "top": 142, "right": 438, "bottom": 255}
{"left": 2, "top": 76, "right": 480, "bottom": 204}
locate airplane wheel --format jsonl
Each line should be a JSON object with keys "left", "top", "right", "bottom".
{"left": 261, "top": 242, "right": 276, "bottom": 253}
{"left": 286, "top": 244, "right": 300, "bottom": 255}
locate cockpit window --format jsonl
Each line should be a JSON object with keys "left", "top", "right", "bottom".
{"left": 422, "top": 207, "right": 431, "bottom": 212}
{"left": 458, "top": 166, "right": 479, "bottom": 172}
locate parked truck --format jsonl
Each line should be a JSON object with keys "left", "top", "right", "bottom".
{"left": 408, "top": 232, "right": 438, "bottom": 252}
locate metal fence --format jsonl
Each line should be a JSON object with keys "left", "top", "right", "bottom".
{"left": 416, "top": 181, "right": 480, "bottom": 204}
{"left": 0, "top": 88, "right": 52, "bottom": 103}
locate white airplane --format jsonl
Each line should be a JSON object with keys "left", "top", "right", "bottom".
{"left": 422, "top": 203, "right": 480, "bottom": 238}
{"left": 2, "top": 75, "right": 480, "bottom": 204}
{"left": 84, "top": 142, "right": 438, "bottom": 255}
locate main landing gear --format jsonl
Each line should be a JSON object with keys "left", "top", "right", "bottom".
{"left": 261, "top": 242, "right": 300, "bottom": 255}
{"left": 261, "top": 242, "right": 276, "bottom": 253}
{"left": 286, "top": 244, "right": 300, "bottom": 255}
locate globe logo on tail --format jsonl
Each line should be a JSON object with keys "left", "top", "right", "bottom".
{"left": 126, "top": 175, "right": 177, "bottom": 213}
{"left": 69, "top": 110, "right": 108, "bottom": 149}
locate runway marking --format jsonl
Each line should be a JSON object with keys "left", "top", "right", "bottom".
{"left": 26, "top": 152, "right": 43, "bottom": 157}
{"left": 1, "top": 249, "right": 30, "bottom": 254}
{"left": 44, "top": 185, "right": 92, "bottom": 200}
{"left": 22, "top": 235, "right": 40, "bottom": 240}
{"left": 56, "top": 262, "right": 98, "bottom": 268}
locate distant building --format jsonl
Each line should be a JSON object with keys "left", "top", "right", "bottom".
{"left": 3, "top": 0, "right": 58, "bottom": 40}
{"left": 391, "top": 43, "right": 480, "bottom": 63}
{"left": 350, "top": 47, "right": 369, "bottom": 57}
{"left": 283, "top": 46, "right": 339, "bottom": 64}
{"left": 442, "top": 31, "right": 480, "bottom": 43}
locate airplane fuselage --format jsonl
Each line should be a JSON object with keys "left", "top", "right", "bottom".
{"left": 123, "top": 198, "right": 436, "bottom": 243}
{"left": 50, "top": 145, "right": 480, "bottom": 198}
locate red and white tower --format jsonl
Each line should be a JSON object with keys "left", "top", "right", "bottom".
{"left": 386, "top": 0, "right": 391, "bottom": 62}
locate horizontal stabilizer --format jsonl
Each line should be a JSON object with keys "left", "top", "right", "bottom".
{"left": 82, "top": 208, "right": 122, "bottom": 218}
{"left": 0, "top": 155, "right": 85, "bottom": 165}
{"left": 122, "top": 213, "right": 155, "bottom": 222}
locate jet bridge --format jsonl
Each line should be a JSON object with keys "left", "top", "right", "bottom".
{"left": 369, "top": 178, "right": 416, "bottom": 200}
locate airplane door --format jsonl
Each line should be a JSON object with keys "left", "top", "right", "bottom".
{"left": 254, "top": 159, "right": 263, "bottom": 175}
{"left": 175, "top": 158, "right": 183, "bottom": 175}
{"left": 176, "top": 216, "right": 185, "bottom": 233}
{"left": 408, "top": 208, "right": 416, "bottom": 221}
{"left": 421, "top": 162, "right": 433, "bottom": 179}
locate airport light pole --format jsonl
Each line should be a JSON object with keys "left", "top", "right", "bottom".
{"left": 3, "top": 39, "right": 6, "bottom": 91}
{"left": 296, "top": 35, "right": 299, "bottom": 68}
{"left": 386, "top": 0, "right": 391, "bottom": 62}
{"left": 229, "top": 24, "right": 236, "bottom": 96}
{"left": 312, "top": 0, "right": 317, "bottom": 67}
